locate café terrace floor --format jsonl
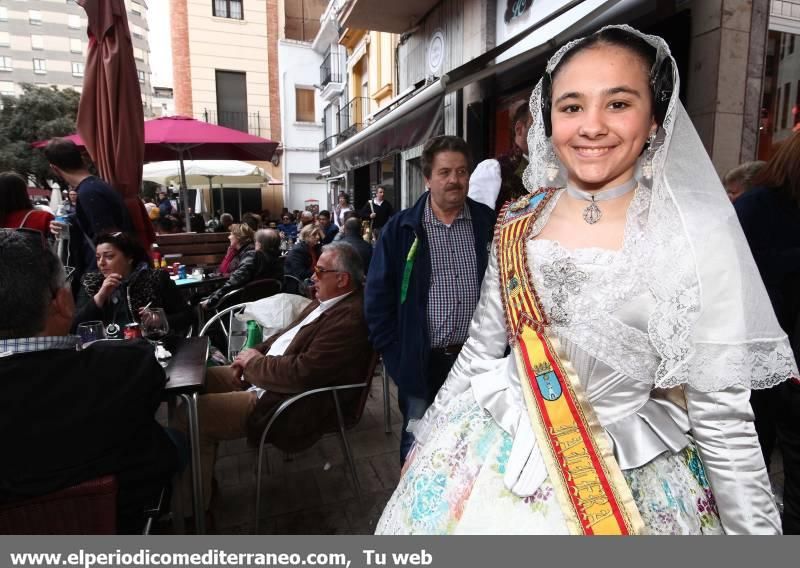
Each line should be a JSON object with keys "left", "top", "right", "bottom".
{"left": 157, "top": 373, "right": 787, "bottom": 535}
{"left": 159, "top": 371, "right": 403, "bottom": 535}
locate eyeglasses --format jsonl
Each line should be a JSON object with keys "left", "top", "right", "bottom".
{"left": 313, "top": 265, "right": 344, "bottom": 277}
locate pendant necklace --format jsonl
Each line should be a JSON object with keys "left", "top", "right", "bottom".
{"left": 565, "top": 179, "right": 638, "bottom": 225}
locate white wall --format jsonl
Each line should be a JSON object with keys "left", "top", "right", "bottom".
{"left": 287, "top": 173, "right": 327, "bottom": 212}
{"left": 278, "top": 39, "right": 325, "bottom": 210}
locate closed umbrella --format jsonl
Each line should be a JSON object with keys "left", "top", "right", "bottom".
{"left": 75, "top": 0, "right": 153, "bottom": 248}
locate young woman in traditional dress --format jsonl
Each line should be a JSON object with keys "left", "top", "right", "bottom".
{"left": 376, "top": 25, "right": 797, "bottom": 535}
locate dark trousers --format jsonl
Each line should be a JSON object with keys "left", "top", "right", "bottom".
{"left": 397, "top": 350, "right": 459, "bottom": 464}
{"left": 752, "top": 380, "right": 800, "bottom": 534}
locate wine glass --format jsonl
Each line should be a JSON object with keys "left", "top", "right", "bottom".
{"left": 140, "top": 307, "right": 170, "bottom": 357}
{"left": 76, "top": 320, "right": 106, "bottom": 348}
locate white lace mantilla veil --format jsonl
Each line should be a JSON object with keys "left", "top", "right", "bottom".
{"left": 522, "top": 24, "right": 798, "bottom": 392}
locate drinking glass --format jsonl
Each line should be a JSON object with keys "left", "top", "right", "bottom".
{"left": 77, "top": 321, "right": 106, "bottom": 348}
{"left": 140, "top": 307, "right": 170, "bottom": 352}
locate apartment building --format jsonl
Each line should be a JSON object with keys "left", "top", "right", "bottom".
{"left": 0, "top": 0, "right": 152, "bottom": 109}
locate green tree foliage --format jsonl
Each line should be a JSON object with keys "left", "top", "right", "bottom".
{"left": 0, "top": 84, "right": 80, "bottom": 187}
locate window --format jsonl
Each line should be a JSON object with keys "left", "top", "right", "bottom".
{"left": 133, "top": 47, "right": 144, "bottom": 61}
{"left": 0, "top": 32, "right": 8, "bottom": 47}
{"left": 71, "top": 62, "right": 84, "bottom": 77}
{"left": 131, "top": 24, "right": 144, "bottom": 39}
{"left": 31, "top": 35, "right": 44, "bottom": 50}
{"left": 33, "top": 58, "right": 47, "bottom": 74}
{"left": 138, "top": 70, "right": 145, "bottom": 84}
{"left": 68, "top": 15, "right": 81, "bottom": 29}
{"left": 130, "top": 1, "right": 143, "bottom": 17}
{"left": 213, "top": 0, "right": 243, "bottom": 20}
{"left": 29, "top": 10, "right": 42, "bottom": 25}
{"left": 0, "top": 81, "right": 15, "bottom": 96}
{"left": 215, "top": 70, "right": 248, "bottom": 132}
{"left": 295, "top": 87, "right": 315, "bottom": 122}
{"left": 69, "top": 38, "right": 82, "bottom": 53}
{"left": 0, "top": 57, "right": 12, "bottom": 71}
{"left": 0, "top": 7, "right": 8, "bottom": 21}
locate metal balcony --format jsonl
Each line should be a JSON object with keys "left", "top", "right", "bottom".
{"left": 337, "top": 97, "right": 370, "bottom": 141}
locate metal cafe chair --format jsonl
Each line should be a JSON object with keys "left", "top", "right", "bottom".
{"left": 253, "top": 352, "right": 380, "bottom": 533}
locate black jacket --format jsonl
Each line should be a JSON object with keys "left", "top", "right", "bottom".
{"left": 341, "top": 234, "right": 373, "bottom": 274}
{"left": 74, "top": 266, "right": 192, "bottom": 336}
{"left": 284, "top": 241, "right": 317, "bottom": 282}
{"left": 0, "top": 340, "right": 179, "bottom": 532}
{"left": 207, "top": 246, "right": 283, "bottom": 308}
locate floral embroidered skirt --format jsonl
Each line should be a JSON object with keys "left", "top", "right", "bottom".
{"left": 376, "top": 390, "right": 723, "bottom": 535}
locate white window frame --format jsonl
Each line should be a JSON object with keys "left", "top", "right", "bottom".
{"left": 0, "top": 56, "right": 12, "bottom": 72}
{"left": 31, "top": 35, "right": 44, "bottom": 50}
{"left": 33, "top": 58, "right": 47, "bottom": 74}
{"left": 71, "top": 62, "right": 84, "bottom": 78}
{"left": 29, "top": 10, "right": 42, "bottom": 25}
{"left": 69, "top": 38, "right": 82, "bottom": 54}
{"left": 68, "top": 15, "right": 81, "bottom": 29}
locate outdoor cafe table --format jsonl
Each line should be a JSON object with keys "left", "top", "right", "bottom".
{"left": 163, "top": 335, "right": 209, "bottom": 534}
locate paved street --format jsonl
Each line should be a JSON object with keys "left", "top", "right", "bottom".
{"left": 202, "top": 371, "right": 401, "bottom": 534}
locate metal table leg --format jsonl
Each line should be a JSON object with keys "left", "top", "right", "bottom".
{"left": 180, "top": 392, "right": 205, "bottom": 534}
{"left": 166, "top": 397, "right": 186, "bottom": 535}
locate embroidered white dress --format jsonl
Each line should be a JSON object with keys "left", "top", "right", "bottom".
{"left": 376, "top": 188, "right": 780, "bottom": 535}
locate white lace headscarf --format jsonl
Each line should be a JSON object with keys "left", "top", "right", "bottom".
{"left": 523, "top": 24, "right": 797, "bottom": 392}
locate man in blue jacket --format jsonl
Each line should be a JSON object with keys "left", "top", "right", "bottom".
{"left": 365, "top": 135, "right": 494, "bottom": 462}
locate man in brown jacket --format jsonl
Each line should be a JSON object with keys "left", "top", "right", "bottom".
{"left": 185, "top": 241, "right": 373, "bottom": 511}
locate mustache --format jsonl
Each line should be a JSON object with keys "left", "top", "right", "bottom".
{"left": 445, "top": 184, "right": 464, "bottom": 191}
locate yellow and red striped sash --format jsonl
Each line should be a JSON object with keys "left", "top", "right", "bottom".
{"left": 497, "top": 191, "right": 644, "bottom": 535}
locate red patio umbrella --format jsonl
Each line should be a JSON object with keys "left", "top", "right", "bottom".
{"left": 35, "top": 116, "right": 279, "bottom": 229}
{"left": 76, "top": 0, "right": 153, "bottom": 248}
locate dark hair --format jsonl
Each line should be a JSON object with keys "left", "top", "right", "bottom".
{"left": 752, "top": 131, "right": 800, "bottom": 206}
{"left": 543, "top": 28, "right": 672, "bottom": 135}
{"left": 343, "top": 216, "right": 361, "bottom": 237}
{"left": 157, "top": 215, "right": 176, "bottom": 233}
{"left": 0, "top": 229, "right": 65, "bottom": 338}
{"left": 421, "top": 135, "right": 471, "bottom": 178}
{"left": 0, "top": 172, "right": 33, "bottom": 219}
{"left": 43, "top": 138, "right": 85, "bottom": 172}
{"left": 337, "top": 192, "right": 350, "bottom": 204}
{"left": 255, "top": 228, "right": 281, "bottom": 255}
{"left": 241, "top": 212, "right": 261, "bottom": 232}
{"left": 94, "top": 232, "right": 149, "bottom": 267}
{"left": 317, "top": 210, "right": 331, "bottom": 220}
{"left": 511, "top": 101, "right": 530, "bottom": 131}
{"left": 323, "top": 240, "right": 364, "bottom": 290}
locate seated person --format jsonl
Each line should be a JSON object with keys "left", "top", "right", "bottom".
{"left": 317, "top": 210, "right": 338, "bottom": 244}
{"left": 276, "top": 213, "right": 297, "bottom": 240}
{"left": 73, "top": 232, "right": 192, "bottom": 338}
{"left": 178, "top": 242, "right": 373, "bottom": 512}
{"left": 201, "top": 226, "right": 282, "bottom": 310}
{"left": 0, "top": 229, "right": 181, "bottom": 533}
{"left": 217, "top": 222, "right": 253, "bottom": 277}
{"left": 283, "top": 224, "right": 323, "bottom": 293}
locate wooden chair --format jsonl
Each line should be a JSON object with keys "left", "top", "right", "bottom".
{"left": 253, "top": 352, "right": 380, "bottom": 533}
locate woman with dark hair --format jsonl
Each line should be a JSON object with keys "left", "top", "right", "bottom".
{"left": 735, "top": 130, "right": 800, "bottom": 534}
{"left": 73, "top": 232, "right": 191, "bottom": 337}
{"left": 333, "top": 192, "right": 352, "bottom": 228}
{"left": 376, "top": 26, "right": 795, "bottom": 535}
{"left": 0, "top": 172, "right": 54, "bottom": 237}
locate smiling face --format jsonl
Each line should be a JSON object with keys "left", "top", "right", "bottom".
{"left": 96, "top": 242, "right": 132, "bottom": 278}
{"left": 550, "top": 44, "right": 656, "bottom": 191}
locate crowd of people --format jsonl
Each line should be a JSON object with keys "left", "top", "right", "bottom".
{"left": 1, "top": 24, "right": 800, "bottom": 537}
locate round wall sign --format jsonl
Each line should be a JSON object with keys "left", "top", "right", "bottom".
{"left": 428, "top": 31, "right": 445, "bottom": 75}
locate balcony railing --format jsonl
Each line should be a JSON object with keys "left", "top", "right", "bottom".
{"left": 337, "top": 97, "right": 370, "bottom": 141}
{"left": 319, "top": 135, "right": 337, "bottom": 168}
{"left": 200, "top": 109, "right": 266, "bottom": 137}
{"left": 320, "top": 48, "right": 344, "bottom": 87}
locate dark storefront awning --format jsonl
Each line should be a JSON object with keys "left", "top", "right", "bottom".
{"left": 328, "top": 0, "right": 630, "bottom": 174}
{"left": 328, "top": 80, "right": 446, "bottom": 174}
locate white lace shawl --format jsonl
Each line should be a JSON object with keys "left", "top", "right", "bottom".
{"left": 522, "top": 25, "right": 797, "bottom": 392}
